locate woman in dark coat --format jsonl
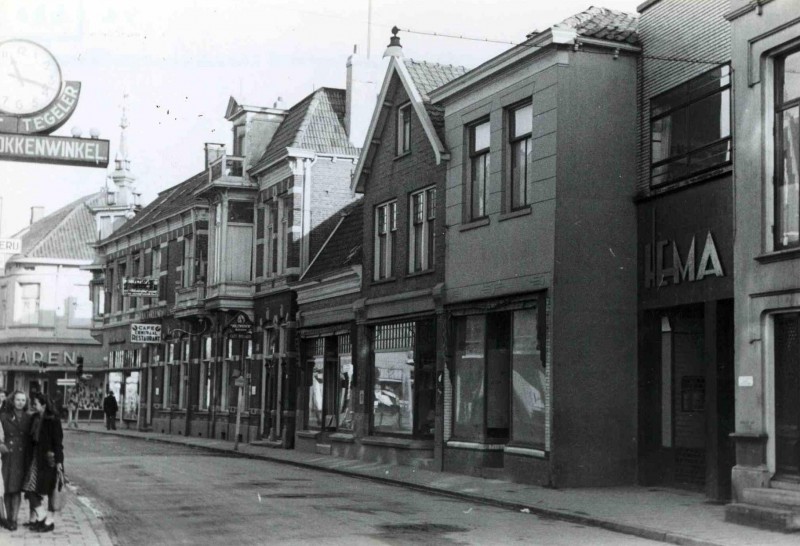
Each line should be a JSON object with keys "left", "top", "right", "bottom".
{"left": 0, "top": 390, "right": 32, "bottom": 531}
{"left": 22, "top": 392, "right": 63, "bottom": 533}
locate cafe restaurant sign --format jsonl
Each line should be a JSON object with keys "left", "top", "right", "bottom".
{"left": 131, "top": 323, "right": 162, "bottom": 344}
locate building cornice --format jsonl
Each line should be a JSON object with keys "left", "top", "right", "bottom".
{"left": 724, "top": 0, "right": 776, "bottom": 21}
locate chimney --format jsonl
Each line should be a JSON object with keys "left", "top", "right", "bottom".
{"left": 30, "top": 206, "right": 44, "bottom": 225}
{"left": 346, "top": 44, "right": 381, "bottom": 149}
{"left": 204, "top": 143, "right": 226, "bottom": 168}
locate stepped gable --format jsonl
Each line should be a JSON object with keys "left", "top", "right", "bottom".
{"left": 11, "top": 192, "right": 106, "bottom": 261}
{"left": 253, "top": 87, "right": 358, "bottom": 172}
{"left": 101, "top": 170, "right": 207, "bottom": 244}
{"left": 553, "top": 5, "right": 639, "bottom": 45}
{"left": 303, "top": 199, "right": 363, "bottom": 280}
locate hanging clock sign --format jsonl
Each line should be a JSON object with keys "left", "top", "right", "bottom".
{"left": 0, "top": 39, "right": 109, "bottom": 168}
{"left": 0, "top": 39, "right": 83, "bottom": 135}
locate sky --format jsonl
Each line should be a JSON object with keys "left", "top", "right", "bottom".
{"left": 0, "top": 0, "right": 642, "bottom": 237}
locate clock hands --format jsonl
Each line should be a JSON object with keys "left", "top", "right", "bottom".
{"left": 9, "top": 57, "right": 25, "bottom": 87}
{"left": 7, "top": 73, "right": 55, "bottom": 93}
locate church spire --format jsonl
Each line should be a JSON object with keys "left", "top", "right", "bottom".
{"left": 114, "top": 93, "right": 131, "bottom": 172}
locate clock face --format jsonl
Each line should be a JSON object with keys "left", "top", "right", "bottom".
{"left": 0, "top": 39, "right": 62, "bottom": 115}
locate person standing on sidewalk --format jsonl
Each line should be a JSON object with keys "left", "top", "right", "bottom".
{"left": 66, "top": 392, "right": 79, "bottom": 429}
{"left": 22, "top": 393, "right": 64, "bottom": 534}
{"left": 0, "top": 391, "right": 32, "bottom": 531}
{"left": 103, "top": 391, "right": 118, "bottom": 430}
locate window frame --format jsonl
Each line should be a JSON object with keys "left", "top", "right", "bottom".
{"left": 16, "top": 282, "right": 41, "bottom": 325}
{"left": 397, "top": 103, "right": 412, "bottom": 156}
{"left": 374, "top": 200, "right": 397, "bottom": 281}
{"left": 507, "top": 101, "right": 533, "bottom": 211}
{"left": 408, "top": 186, "right": 436, "bottom": 273}
{"left": 774, "top": 49, "right": 800, "bottom": 250}
{"left": 649, "top": 64, "right": 732, "bottom": 188}
{"left": 467, "top": 118, "right": 491, "bottom": 221}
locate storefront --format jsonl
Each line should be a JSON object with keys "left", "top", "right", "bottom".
{"left": 637, "top": 175, "right": 734, "bottom": 500}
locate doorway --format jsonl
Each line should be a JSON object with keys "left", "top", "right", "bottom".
{"left": 775, "top": 312, "right": 800, "bottom": 478}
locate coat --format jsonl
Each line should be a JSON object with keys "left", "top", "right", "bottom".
{"left": 103, "top": 395, "right": 118, "bottom": 416}
{"left": 0, "top": 410, "right": 32, "bottom": 494}
{"left": 29, "top": 413, "right": 64, "bottom": 496}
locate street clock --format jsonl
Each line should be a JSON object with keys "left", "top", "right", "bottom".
{"left": 0, "top": 39, "right": 63, "bottom": 115}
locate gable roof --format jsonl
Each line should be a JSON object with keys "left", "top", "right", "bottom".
{"left": 352, "top": 57, "right": 468, "bottom": 193}
{"left": 97, "top": 170, "right": 208, "bottom": 247}
{"left": 301, "top": 199, "right": 363, "bottom": 281}
{"left": 553, "top": 6, "right": 639, "bottom": 45}
{"left": 250, "top": 87, "right": 358, "bottom": 174}
{"left": 10, "top": 191, "right": 106, "bottom": 261}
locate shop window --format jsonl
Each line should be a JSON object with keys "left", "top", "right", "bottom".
{"left": 451, "top": 306, "right": 546, "bottom": 448}
{"left": 306, "top": 334, "right": 355, "bottom": 431}
{"left": 397, "top": 103, "right": 411, "bottom": 155}
{"left": 308, "top": 338, "right": 325, "bottom": 430}
{"left": 508, "top": 102, "right": 533, "bottom": 210}
{"left": 409, "top": 187, "right": 436, "bottom": 273}
{"left": 775, "top": 50, "right": 800, "bottom": 249}
{"left": 374, "top": 201, "right": 397, "bottom": 280}
{"left": 467, "top": 119, "right": 490, "bottom": 220}
{"left": 650, "top": 65, "right": 731, "bottom": 187}
{"left": 337, "top": 334, "right": 355, "bottom": 431}
{"left": 123, "top": 372, "right": 140, "bottom": 421}
{"left": 372, "top": 321, "right": 435, "bottom": 437}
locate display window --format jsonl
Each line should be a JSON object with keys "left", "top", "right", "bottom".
{"left": 305, "top": 333, "right": 354, "bottom": 431}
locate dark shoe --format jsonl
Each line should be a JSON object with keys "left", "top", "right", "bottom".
{"left": 29, "top": 520, "right": 44, "bottom": 531}
{"left": 22, "top": 521, "right": 34, "bottom": 527}
{"left": 36, "top": 522, "right": 54, "bottom": 533}
{"left": 7, "top": 522, "right": 17, "bottom": 532}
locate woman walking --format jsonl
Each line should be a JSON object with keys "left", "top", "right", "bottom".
{"left": 23, "top": 392, "right": 64, "bottom": 533}
{"left": 0, "top": 391, "right": 32, "bottom": 531}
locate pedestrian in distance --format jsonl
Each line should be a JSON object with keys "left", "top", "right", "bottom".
{"left": 103, "top": 391, "right": 118, "bottom": 430}
{"left": 66, "top": 392, "right": 79, "bottom": 429}
{"left": 0, "top": 390, "right": 7, "bottom": 413}
{"left": 22, "top": 392, "right": 64, "bottom": 533}
{"left": 0, "top": 391, "right": 32, "bottom": 531}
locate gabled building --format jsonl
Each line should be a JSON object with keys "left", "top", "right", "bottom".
{"left": 430, "top": 6, "right": 639, "bottom": 487}
{"left": 349, "top": 33, "right": 467, "bottom": 467}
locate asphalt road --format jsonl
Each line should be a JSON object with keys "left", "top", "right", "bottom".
{"left": 64, "top": 431, "right": 661, "bottom": 546}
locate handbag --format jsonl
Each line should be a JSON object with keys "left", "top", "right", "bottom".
{"left": 48, "top": 467, "right": 68, "bottom": 512}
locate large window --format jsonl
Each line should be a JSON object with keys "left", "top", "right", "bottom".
{"left": 374, "top": 201, "right": 397, "bottom": 280}
{"left": 508, "top": 103, "right": 533, "bottom": 210}
{"left": 468, "top": 120, "right": 491, "bottom": 220}
{"left": 228, "top": 201, "right": 254, "bottom": 224}
{"left": 305, "top": 334, "right": 354, "bottom": 431}
{"left": 776, "top": 50, "right": 800, "bottom": 249}
{"left": 397, "top": 103, "right": 411, "bottom": 155}
{"left": 451, "top": 307, "right": 546, "bottom": 448}
{"left": 409, "top": 187, "right": 436, "bottom": 273}
{"left": 650, "top": 65, "right": 731, "bottom": 187}
{"left": 372, "top": 320, "right": 435, "bottom": 437}
{"left": 16, "top": 282, "right": 40, "bottom": 324}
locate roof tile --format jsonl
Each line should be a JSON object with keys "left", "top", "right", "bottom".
{"left": 554, "top": 6, "right": 639, "bottom": 45}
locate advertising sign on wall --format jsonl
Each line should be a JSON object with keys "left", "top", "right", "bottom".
{"left": 122, "top": 277, "right": 158, "bottom": 297}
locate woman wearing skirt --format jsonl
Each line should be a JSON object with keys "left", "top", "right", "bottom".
{"left": 22, "top": 393, "right": 64, "bottom": 533}
{"left": 0, "top": 391, "right": 32, "bottom": 531}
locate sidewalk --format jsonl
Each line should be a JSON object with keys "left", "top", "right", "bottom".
{"left": 73, "top": 424, "right": 796, "bottom": 546}
{"left": 1, "top": 483, "right": 113, "bottom": 546}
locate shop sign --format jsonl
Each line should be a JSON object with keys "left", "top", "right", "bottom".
{"left": 644, "top": 231, "right": 724, "bottom": 289}
{"left": 122, "top": 277, "right": 158, "bottom": 297}
{"left": 0, "top": 350, "right": 77, "bottom": 366}
{"left": 130, "top": 323, "right": 162, "bottom": 344}
{"left": 227, "top": 312, "right": 253, "bottom": 340}
{"left": 0, "top": 133, "right": 110, "bottom": 168}
{"left": 0, "top": 238, "right": 21, "bottom": 253}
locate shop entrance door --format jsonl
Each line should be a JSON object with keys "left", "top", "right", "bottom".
{"left": 775, "top": 313, "right": 800, "bottom": 477}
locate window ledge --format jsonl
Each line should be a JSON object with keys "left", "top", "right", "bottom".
{"left": 296, "top": 430, "right": 321, "bottom": 439}
{"left": 394, "top": 151, "right": 411, "bottom": 161}
{"left": 499, "top": 206, "right": 532, "bottom": 222}
{"left": 406, "top": 269, "right": 435, "bottom": 279}
{"left": 361, "top": 436, "right": 433, "bottom": 450}
{"left": 329, "top": 432, "right": 356, "bottom": 443}
{"left": 755, "top": 247, "right": 800, "bottom": 264}
{"left": 459, "top": 217, "right": 490, "bottom": 232}
{"left": 446, "top": 441, "right": 506, "bottom": 451}
{"left": 504, "top": 445, "right": 547, "bottom": 459}
{"left": 371, "top": 276, "right": 397, "bottom": 286}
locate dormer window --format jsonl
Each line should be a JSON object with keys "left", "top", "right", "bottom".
{"left": 397, "top": 103, "right": 411, "bottom": 155}
{"left": 234, "top": 124, "right": 246, "bottom": 157}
